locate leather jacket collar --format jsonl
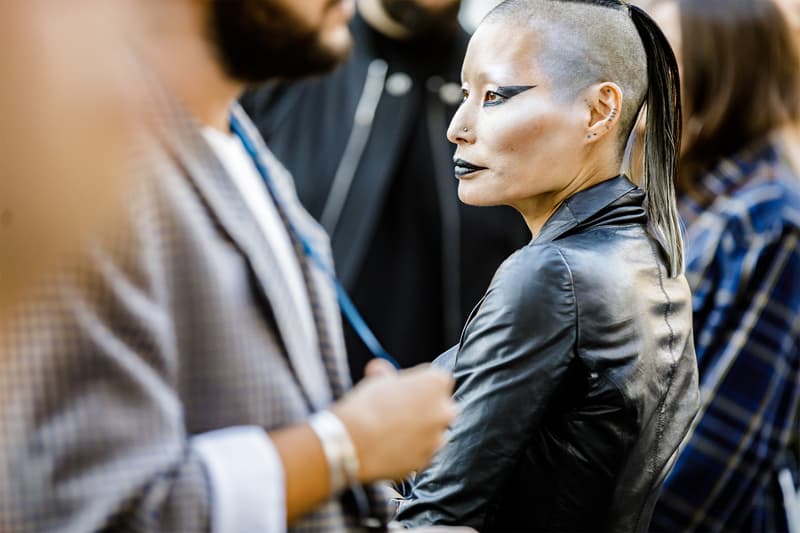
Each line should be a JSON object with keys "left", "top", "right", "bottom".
{"left": 535, "top": 175, "right": 646, "bottom": 244}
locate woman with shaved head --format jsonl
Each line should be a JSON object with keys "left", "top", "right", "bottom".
{"left": 394, "top": 0, "right": 699, "bottom": 531}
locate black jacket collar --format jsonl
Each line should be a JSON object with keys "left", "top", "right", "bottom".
{"left": 534, "top": 175, "right": 646, "bottom": 244}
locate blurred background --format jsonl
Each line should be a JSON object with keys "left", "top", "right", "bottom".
{"left": 0, "top": 0, "right": 148, "bottom": 314}
{"left": 2, "top": 0, "right": 800, "bottom": 530}
{"left": 459, "top": 0, "right": 503, "bottom": 30}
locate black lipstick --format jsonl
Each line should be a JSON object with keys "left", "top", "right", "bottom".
{"left": 453, "top": 158, "right": 487, "bottom": 178}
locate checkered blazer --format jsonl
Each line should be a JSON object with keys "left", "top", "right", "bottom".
{"left": 0, "top": 84, "right": 389, "bottom": 532}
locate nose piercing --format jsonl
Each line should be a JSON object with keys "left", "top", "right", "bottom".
{"left": 463, "top": 127, "right": 468, "bottom": 132}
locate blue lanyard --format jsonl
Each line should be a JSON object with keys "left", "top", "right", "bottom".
{"left": 229, "top": 114, "right": 400, "bottom": 370}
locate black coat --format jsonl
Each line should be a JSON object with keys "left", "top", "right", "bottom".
{"left": 397, "top": 177, "right": 700, "bottom": 532}
{"left": 241, "top": 16, "right": 528, "bottom": 378}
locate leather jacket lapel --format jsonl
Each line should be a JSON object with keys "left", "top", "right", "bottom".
{"left": 534, "top": 176, "right": 642, "bottom": 244}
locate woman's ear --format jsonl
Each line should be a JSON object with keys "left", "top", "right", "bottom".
{"left": 582, "top": 82, "right": 623, "bottom": 143}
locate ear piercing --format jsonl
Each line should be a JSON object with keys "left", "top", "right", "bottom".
{"left": 606, "top": 107, "right": 618, "bottom": 130}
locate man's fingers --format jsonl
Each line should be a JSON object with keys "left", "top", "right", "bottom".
{"left": 364, "top": 358, "right": 398, "bottom": 379}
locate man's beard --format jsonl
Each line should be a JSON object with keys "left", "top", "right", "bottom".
{"left": 209, "top": 0, "right": 351, "bottom": 84}
{"left": 381, "top": 0, "right": 461, "bottom": 39}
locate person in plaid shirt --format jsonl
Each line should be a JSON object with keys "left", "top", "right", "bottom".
{"left": 648, "top": 0, "right": 800, "bottom": 530}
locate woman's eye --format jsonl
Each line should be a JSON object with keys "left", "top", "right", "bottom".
{"left": 483, "top": 91, "right": 505, "bottom": 106}
{"left": 461, "top": 89, "right": 469, "bottom": 102}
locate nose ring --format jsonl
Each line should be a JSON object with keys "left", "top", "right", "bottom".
{"left": 462, "top": 127, "right": 468, "bottom": 132}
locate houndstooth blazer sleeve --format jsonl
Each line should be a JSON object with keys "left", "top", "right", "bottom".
{"left": 0, "top": 85, "right": 389, "bottom": 531}
{"left": 0, "top": 146, "right": 292, "bottom": 532}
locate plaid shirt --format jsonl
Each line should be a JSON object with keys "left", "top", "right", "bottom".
{"left": 651, "top": 135, "right": 800, "bottom": 532}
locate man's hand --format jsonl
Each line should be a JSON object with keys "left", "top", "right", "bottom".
{"left": 363, "top": 357, "right": 398, "bottom": 379}
{"left": 332, "top": 364, "right": 456, "bottom": 482}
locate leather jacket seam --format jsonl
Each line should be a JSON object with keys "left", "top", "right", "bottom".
{"left": 561, "top": 201, "right": 581, "bottom": 229}
{"left": 574, "top": 222, "right": 643, "bottom": 235}
{"left": 551, "top": 245, "right": 580, "bottom": 357}
{"left": 562, "top": 182, "right": 637, "bottom": 226}
{"left": 595, "top": 368, "right": 637, "bottom": 476}
{"left": 633, "top": 235, "right": 680, "bottom": 530}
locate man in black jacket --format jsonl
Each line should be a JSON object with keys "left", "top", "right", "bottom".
{"left": 242, "top": 0, "right": 528, "bottom": 380}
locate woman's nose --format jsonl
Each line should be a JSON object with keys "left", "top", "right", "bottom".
{"left": 447, "top": 108, "right": 474, "bottom": 145}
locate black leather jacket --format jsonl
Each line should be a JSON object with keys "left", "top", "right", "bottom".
{"left": 397, "top": 177, "right": 700, "bottom": 532}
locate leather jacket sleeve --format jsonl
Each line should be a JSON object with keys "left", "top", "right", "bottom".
{"left": 397, "top": 244, "right": 579, "bottom": 529}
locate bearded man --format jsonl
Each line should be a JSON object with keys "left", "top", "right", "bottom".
{"left": 242, "top": 0, "right": 529, "bottom": 382}
{"left": 0, "top": 0, "right": 460, "bottom": 531}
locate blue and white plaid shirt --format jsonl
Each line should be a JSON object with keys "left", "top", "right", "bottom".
{"left": 652, "top": 134, "right": 800, "bottom": 532}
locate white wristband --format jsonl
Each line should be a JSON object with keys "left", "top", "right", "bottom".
{"left": 308, "top": 410, "right": 360, "bottom": 494}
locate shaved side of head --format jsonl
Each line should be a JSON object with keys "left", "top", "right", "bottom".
{"left": 485, "top": 0, "right": 647, "bottom": 144}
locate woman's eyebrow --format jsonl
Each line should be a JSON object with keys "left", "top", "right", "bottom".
{"left": 495, "top": 85, "right": 537, "bottom": 97}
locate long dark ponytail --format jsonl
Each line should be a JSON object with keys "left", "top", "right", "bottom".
{"left": 628, "top": 3, "right": 684, "bottom": 278}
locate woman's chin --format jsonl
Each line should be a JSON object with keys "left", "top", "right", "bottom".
{"left": 458, "top": 182, "right": 501, "bottom": 207}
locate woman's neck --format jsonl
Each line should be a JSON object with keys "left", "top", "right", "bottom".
{"left": 516, "top": 168, "right": 619, "bottom": 239}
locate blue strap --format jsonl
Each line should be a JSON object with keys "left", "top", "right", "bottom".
{"left": 229, "top": 114, "right": 400, "bottom": 369}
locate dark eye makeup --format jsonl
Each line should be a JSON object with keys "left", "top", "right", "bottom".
{"left": 461, "top": 85, "right": 537, "bottom": 106}
{"left": 494, "top": 85, "right": 537, "bottom": 98}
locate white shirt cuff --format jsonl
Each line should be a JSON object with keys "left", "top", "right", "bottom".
{"left": 193, "top": 426, "right": 286, "bottom": 533}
